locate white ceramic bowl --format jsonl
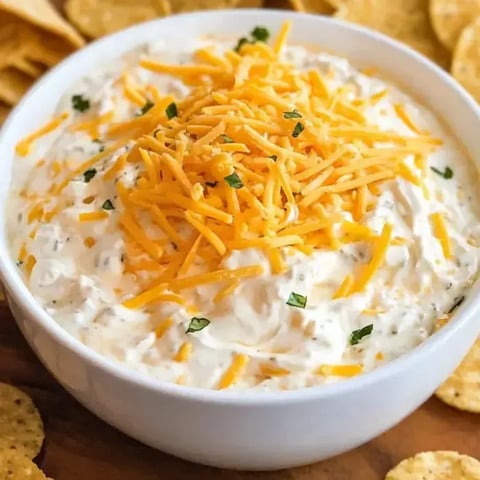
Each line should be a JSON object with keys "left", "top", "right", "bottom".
{"left": 0, "top": 9, "right": 479, "bottom": 471}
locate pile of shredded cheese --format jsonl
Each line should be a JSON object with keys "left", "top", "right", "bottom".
{"left": 16, "top": 21, "right": 446, "bottom": 310}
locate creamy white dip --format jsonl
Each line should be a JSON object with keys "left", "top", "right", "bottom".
{"left": 7, "top": 33, "right": 480, "bottom": 391}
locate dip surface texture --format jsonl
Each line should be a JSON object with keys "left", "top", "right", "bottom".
{"left": 8, "top": 26, "right": 480, "bottom": 391}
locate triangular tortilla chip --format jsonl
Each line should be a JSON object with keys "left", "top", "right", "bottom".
{"left": 0, "top": 0, "right": 85, "bottom": 48}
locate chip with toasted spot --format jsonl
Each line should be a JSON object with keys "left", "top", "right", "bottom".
{"left": 430, "top": 0, "right": 480, "bottom": 52}
{"left": 333, "top": 0, "right": 450, "bottom": 68}
{"left": 0, "top": 383, "right": 44, "bottom": 459}
{"left": 385, "top": 451, "right": 480, "bottom": 479}
{"left": 0, "top": 450, "right": 48, "bottom": 480}
{"left": 451, "top": 17, "right": 480, "bottom": 103}
{"left": 435, "top": 338, "right": 480, "bottom": 412}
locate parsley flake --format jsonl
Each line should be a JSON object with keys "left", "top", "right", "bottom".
{"left": 283, "top": 109, "right": 302, "bottom": 119}
{"left": 186, "top": 317, "right": 210, "bottom": 333}
{"left": 139, "top": 100, "right": 154, "bottom": 116}
{"left": 349, "top": 324, "right": 373, "bottom": 345}
{"left": 430, "top": 166, "right": 453, "bottom": 179}
{"left": 102, "top": 199, "right": 115, "bottom": 210}
{"left": 292, "top": 122, "right": 305, "bottom": 138}
{"left": 165, "top": 102, "right": 177, "bottom": 120}
{"left": 221, "top": 134, "right": 234, "bottom": 143}
{"left": 286, "top": 292, "right": 307, "bottom": 309}
{"left": 251, "top": 26, "right": 270, "bottom": 42}
{"left": 83, "top": 168, "right": 97, "bottom": 183}
{"left": 234, "top": 26, "right": 270, "bottom": 52}
{"left": 72, "top": 94, "right": 90, "bottom": 113}
{"left": 234, "top": 37, "right": 250, "bottom": 52}
{"left": 224, "top": 172, "right": 243, "bottom": 189}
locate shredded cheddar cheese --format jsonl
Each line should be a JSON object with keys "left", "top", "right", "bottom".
{"left": 218, "top": 353, "right": 249, "bottom": 389}
{"left": 430, "top": 212, "right": 452, "bottom": 259}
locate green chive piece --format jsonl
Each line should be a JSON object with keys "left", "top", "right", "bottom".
{"left": 165, "top": 102, "right": 178, "bottom": 119}
{"left": 186, "top": 317, "right": 210, "bottom": 333}
{"left": 102, "top": 199, "right": 115, "bottom": 210}
{"left": 234, "top": 37, "right": 249, "bottom": 52}
{"left": 224, "top": 172, "right": 244, "bottom": 189}
{"left": 139, "top": 101, "right": 154, "bottom": 116}
{"left": 283, "top": 109, "right": 302, "bottom": 119}
{"left": 83, "top": 168, "right": 97, "bottom": 183}
{"left": 430, "top": 166, "right": 453, "bottom": 179}
{"left": 72, "top": 94, "right": 90, "bottom": 113}
{"left": 292, "top": 122, "right": 305, "bottom": 138}
{"left": 251, "top": 26, "right": 270, "bottom": 42}
{"left": 349, "top": 324, "right": 374, "bottom": 345}
{"left": 286, "top": 292, "right": 307, "bottom": 309}
{"left": 221, "top": 134, "right": 234, "bottom": 143}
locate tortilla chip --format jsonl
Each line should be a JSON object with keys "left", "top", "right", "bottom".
{"left": 0, "top": 383, "right": 44, "bottom": 459}
{"left": 333, "top": 0, "right": 450, "bottom": 69}
{"left": 0, "top": 69, "right": 33, "bottom": 106}
{"left": 65, "top": 0, "right": 174, "bottom": 38}
{"left": 385, "top": 451, "right": 480, "bottom": 479}
{"left": 0, "top": 0, "right": 84, "bottom": 48}
{"left": 65, "top": 0, "right": 258, "bottom": 39}
{"left": 435, "top": 338, "right": 480, "bottom": 412}
{"left": 10, "top": 58, "right": 45, "bottom": 80}
{"left": 0, "top": 451, "right": 48, "bottom": 480}
{"left": 0, "top": 103, "right": 10, "bottom": 125}
{"left": 451, "top": 18, "right": 480, "bottom": 103}
{"left": 286, "top": 0, "right": 334, "bottom": 14}
{"left": 236, "top": 0, "right": 263, "bottom": 6}
{"left": 430, "top": 0, "right": 480, "bottom": 52}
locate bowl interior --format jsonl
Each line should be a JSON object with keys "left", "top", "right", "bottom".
{"left": 0, "top": 9, "right": 479, "bottom": 403}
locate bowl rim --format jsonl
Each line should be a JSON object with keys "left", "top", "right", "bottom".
{"left": 1, "top": 8, "right": 479, "bottom": 405}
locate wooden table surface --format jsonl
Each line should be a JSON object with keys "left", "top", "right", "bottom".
{"left": 1, "top": 1, "right": 478, "bottom": 479}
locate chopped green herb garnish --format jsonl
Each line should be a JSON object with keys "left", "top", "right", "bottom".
{"left": 269, "top": 154, "right": 278, "bottom": 161}
{"left": 224, "top": 172, "right": 243, "bottom": 189}
{"left": 165, "top": 102, "right": 177, "bottom": 120}
{"left": 234, "top": 26, "right": 270, "bottom": 52}
{"left": 206, "top": 181, "right": 218, "bottom": 188}
{"left": 292, "top": 122, "right": 305, "bottom": 138}
{"left": 83, "top": 168, "right": 97, "bottom": 183}
{"left": 99, "top": 145, "right": 105, "bottom": 152}
{"left": 448, "top": 295, "right": 465, "bottom": 314}
{"left": 72, "top": 94, "right": 90, "bottom": 113}
{"left": 186, "top": 317, "right": 210, "bottom": 333}
{"left": 283, "top": 109, "right": 302, "bottom": 119}
{"left": 221, "top": 134, "right": 234, "bottom": 143}
{"left": 234, "top": 37, "right": 249, "bottom": 52}
{"left": 102, "top": 199, "right": 115, "bottom": 210}
{"left": 349, "top": 324, "right": 373, "bottom": 345}
{"left": 430, "top": 166, "right": 453, "bottom": 179}
{"left": 139, "top": 100, "right": 154, "bottom": 116}
{"left": 286, "top": 292, "right": 307, "bottom": 309}
{"left": 251, "top": 26, "right": 270, "bottom": 42}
